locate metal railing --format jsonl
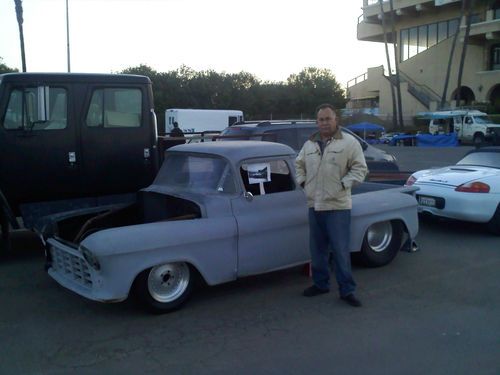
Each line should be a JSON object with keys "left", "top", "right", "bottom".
{"left": 386, "top": 71, "right": 441, "bottom": 109}
{"left": 347, "top": 73, "right": 368, "bottom": 88}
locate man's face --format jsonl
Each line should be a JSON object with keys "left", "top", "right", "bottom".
{"left": 316, "top": 108, "right": 337, "bottom": 137}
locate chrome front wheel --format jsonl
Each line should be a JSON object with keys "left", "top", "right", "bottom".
{"left": 148, "top": 263, "right": 190, "bottom": 303}
{"left": 135, "top": 262, "right": 194, "bottom": 313}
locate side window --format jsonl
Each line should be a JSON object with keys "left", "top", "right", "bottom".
{"left": 2, "top": 87, "right": 67, "bottom": 130}
{"left": 240, "top": 159, "right": 295, "bottom": 196}
{"left": 465, "top": 117, "right": 473, "bottom": 124}
{"left": 262, "top": 129, "right": 298, "bottom": 149}
{"left": 297, "top": 128, "right": 316, "bottom": 148}
{"left": 86, "top": 88, "right": 142, "bottom": 128}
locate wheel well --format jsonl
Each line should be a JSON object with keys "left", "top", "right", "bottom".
{"left": 473, "top": 132, "right": 485, "bottom": 139}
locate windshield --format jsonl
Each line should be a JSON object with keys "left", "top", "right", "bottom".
{"left": 473, "top": 116, "right": 492, "bottom": 124}
{"left": 457, "top": 151, "right": 500, "bottom": 169}
{"left": 154, "top": 154, "right": 237, "bottom": 193}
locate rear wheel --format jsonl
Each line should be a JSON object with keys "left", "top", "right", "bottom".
{"left": 357, "top": 220, "right": 404, "bottom": 267}
{"left": 0, "top": 212, "right": 10, "bottom": 254}
{"left": 487, "top": 205, "right": 500, "bottom": 235}
{"left": 134, "top": 262, "right": 194, "bottom": 313}
{"left": 473, "top": 133, "right": 484, "bottom": 146}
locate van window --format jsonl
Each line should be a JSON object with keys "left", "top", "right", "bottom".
{"left": 2, "top": 87, "right": 67, "bottom": 130}
{"left": 86, "top": 88, "right": 142, "bottom": 128}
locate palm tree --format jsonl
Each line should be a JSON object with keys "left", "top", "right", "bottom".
{"left": 14, "top": 0, "right": 26, "bottom": 72}
{"left": 388, "top": 0, "right": 404, "bottom": 130}
{"left": 379, "top": 0, "right": 398, "bottom": 130}
{"left": 455, "top": 0, "right": 474, "bottom": 107}
{"left": 441, "top": 0, "right": 467, "bottom": 109}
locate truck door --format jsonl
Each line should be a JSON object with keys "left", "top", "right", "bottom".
{"left": 463, "top": 116, "right": 473, "bottom": 141}
{"left": 79, "top": 85, "right": 156, "bottom": 197}
{"left": 231, "top": 159, "right": 309, "bottom": 276}
{"left": 0, "top": 83, "right": 79, "bottom": 218}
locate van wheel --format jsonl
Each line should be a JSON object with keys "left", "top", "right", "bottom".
{"left": 357, "top": 221, "right": 403, "bottom": 267}
{"left": 473, "top": 133, "right": 484, "bottom": 146}
{"left": 487, "top": 205, "right": 500, "bottom": 236}
{"left": 134, "top": 262, "right": 194, "bottom": 313}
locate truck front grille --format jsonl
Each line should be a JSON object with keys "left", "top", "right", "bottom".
{"left": 50, "top": 246, "right": 93, "bottom": 288}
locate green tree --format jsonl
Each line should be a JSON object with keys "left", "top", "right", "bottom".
{"left": 287, "top": 67, "right": 346, "bottom": 118}
{"left": 0, "top": 57, "right": 18, "bottom": 73}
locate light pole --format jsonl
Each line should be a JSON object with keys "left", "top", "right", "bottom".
{"left": 66, "top": 0, "right": 71, "bottom": 72}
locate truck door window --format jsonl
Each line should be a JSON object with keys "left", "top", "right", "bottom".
{"left": 2, "top": 87, "right": 67, "bottom": 130}
{"left": 465, "top": 117, "right": 473, "bottom": 125}
{"left": 240, "top": 160, "right": 294, "bottom": 196}
{"left": 86, "top": 88, "right": 142, "bottom": 128}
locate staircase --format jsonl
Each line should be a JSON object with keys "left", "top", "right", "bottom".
{"left": 386, "top": 71, "right": 442, "bottom": 109}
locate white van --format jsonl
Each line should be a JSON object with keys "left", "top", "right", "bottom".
{"left": 165, "top": 109, "right": 244, "bottom": 134}
{"left": 426, "top": 110, "right": 500, "bottom": 144}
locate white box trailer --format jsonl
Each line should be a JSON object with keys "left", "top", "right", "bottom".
{"left": 165, "top": 109, "right": 244, "bottom": 134}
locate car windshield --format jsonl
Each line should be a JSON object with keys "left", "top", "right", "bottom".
{"left": 473, "top": 115, "right": 492, "bottom": 124}
{"left": 457, "top": 151, "right": 500, "bottom": 169}
{"left": 154, "top": 154, "right": 237, "bottom": 193}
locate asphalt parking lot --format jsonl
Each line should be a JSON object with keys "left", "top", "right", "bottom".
{"left": 0, "top": 145, "right": 499, "bottom": 375}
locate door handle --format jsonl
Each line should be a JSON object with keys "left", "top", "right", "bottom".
{"left": 68, "top": 152, "right": 76, "bottom": 165}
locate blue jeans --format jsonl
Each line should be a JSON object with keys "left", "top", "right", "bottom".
{"left": 309, "top": 208, "right": 356, "bottom": 297}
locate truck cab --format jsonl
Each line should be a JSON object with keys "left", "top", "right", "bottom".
{"left": 0, "top": 73, "right": 158, "bottom": 237}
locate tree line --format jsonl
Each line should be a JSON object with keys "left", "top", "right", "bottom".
{"left": 0, "top": 58, "right": 346, "bottom": 125}
{"left": 121, "top": 65, "right": 346, "bottom": 126}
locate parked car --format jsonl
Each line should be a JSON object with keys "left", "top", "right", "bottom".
{"left": 219, "top": 121, "right": 399, "bottom": 172}
{"left": 42, "top": 142, "right": 418, "bottom": 313}
{"left": 380, "top": 132, "right": 401, "bottom": 144}
{"left": 405, "top": 146, "right": 500, "bottom": 234}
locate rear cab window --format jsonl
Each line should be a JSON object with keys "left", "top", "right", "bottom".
{"left": 86, "top": 88, "right": 142, "bottom": 128}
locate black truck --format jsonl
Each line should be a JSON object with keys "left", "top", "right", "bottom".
{"left": 0, "top": 73, "right": 160, "bottom": 250}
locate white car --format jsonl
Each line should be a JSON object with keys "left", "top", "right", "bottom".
{"left": 405, "top": 147, "right": 500, "bottom": 235}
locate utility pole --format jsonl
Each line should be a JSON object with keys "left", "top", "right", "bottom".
{"left": 66, "top": 0, "right": 71, "bottom": 72}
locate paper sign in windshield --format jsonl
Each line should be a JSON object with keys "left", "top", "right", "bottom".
{"left": 247, "top": 163, "right": 271, "bottom": 184}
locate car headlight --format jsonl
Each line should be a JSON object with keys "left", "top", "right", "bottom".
{"left": 80, "top": 245, "right": 101, "bottom": 270}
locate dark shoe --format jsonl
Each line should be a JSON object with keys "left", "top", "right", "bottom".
{"left": 303, "top": 285, "right": 330, "bottom": 297}
{"left": 340, "top": 294, "right": 362, "bottom": 307}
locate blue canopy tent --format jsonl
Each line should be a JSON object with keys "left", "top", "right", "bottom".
{"left": 346, "top": 122, "right": 385, "bottom": 141}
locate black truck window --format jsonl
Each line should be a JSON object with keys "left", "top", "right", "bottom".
{"left": 86, "top": 88, "right": 142, "bottom": 128}
{"left": 2, "top": 87, "right": 67, "bottom": 130}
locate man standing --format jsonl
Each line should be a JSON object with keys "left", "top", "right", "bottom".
{"left": 295, "top": 104, "right": 367, "bottom": 307}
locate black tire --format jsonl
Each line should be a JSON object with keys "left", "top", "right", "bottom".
{"left": 357, "top": 220, "right": 404, "bottom": 267}
{"left": 487, "top": 204, "right": 500, "bottom": 236}
{"left": 473, "top": 133, "right": 484, "bottom": 146}
{"left": 0, "top": 211, "right": 11, "bottom": 254}
{"left": 134, "top": 262, "right": 195, "bottom": 313}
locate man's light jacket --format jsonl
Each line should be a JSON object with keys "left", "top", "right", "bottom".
{"left": 295, "top": 128, "right": 368, "bottom": 211}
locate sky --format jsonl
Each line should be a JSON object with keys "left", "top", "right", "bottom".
{"left": 0, "top": 0, "right": 389, "bottom": 87}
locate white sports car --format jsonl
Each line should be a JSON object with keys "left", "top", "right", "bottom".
{"left": 405, "top": 147, "right": 500, "bottom": 235}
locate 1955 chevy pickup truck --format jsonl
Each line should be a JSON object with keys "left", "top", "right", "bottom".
{"left": 41, "top": 141, "right": 419, "bottom": 313}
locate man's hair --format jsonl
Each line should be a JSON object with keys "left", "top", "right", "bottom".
{"left": 173, "top": 121, "right": 179, "bottom": 127}
{"left": 315, "top": 103, "right": 336, "bottom": 116}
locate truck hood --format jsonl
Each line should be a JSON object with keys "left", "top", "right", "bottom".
{"left": 414, "top": 166, "right": 497, "bottom": 187}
